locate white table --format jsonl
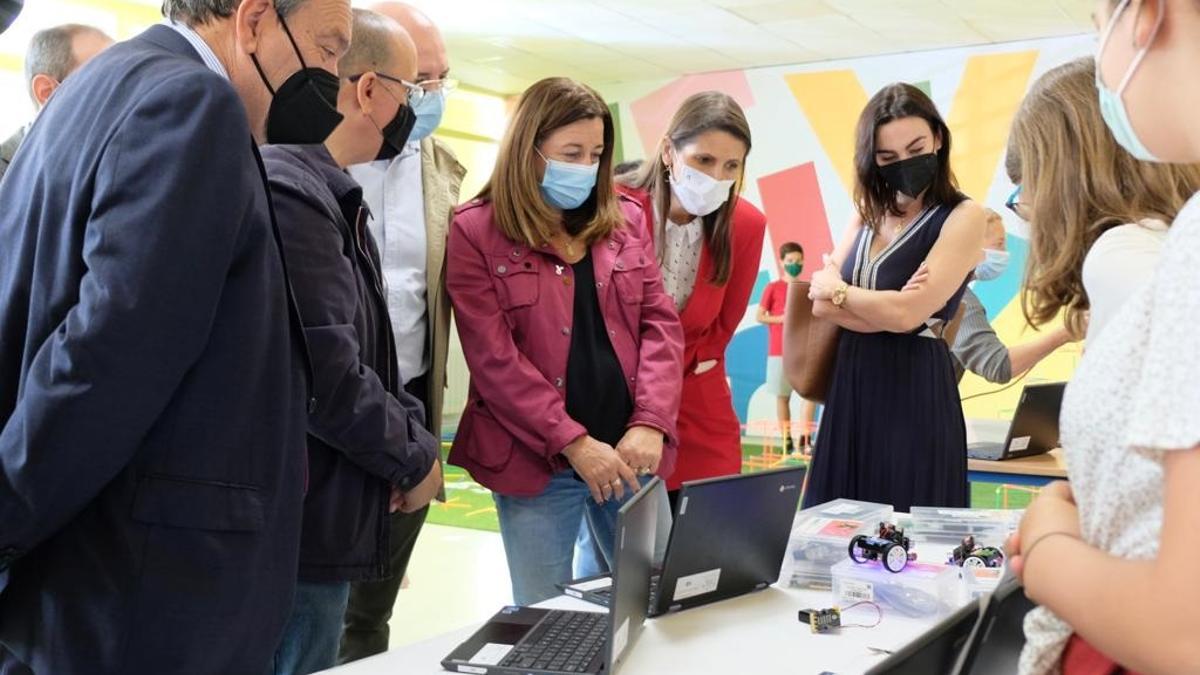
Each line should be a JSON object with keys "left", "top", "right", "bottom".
{"left": 319, "top": 581, "right": 950, "bottom": 675}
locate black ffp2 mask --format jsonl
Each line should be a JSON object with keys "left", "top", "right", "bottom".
{"left": 252, "top": 15, "right": 344, "bottom": 145}
{"left": 879, "top": 153, "right": 938, "bottom": 199}
{"left": 375, "top": 101, "right": 416, "bottom": 161}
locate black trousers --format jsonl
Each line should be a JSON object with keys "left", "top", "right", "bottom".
{"left": 337, "top": 373, "right": 433, "bottom": 664}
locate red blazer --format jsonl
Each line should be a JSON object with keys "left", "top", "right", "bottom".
{"left": 618, "top": 185, "right": 767, "bottom": 489}
{"left": 446, "top": 193, "right": 684, "bottom": 497}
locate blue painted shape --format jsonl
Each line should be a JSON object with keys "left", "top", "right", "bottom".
{"left": 973, "top": 234, "right": 1029, "bottom": 319}
{"left": 748, "top": 270, "right": 771, "bottom": 307}
{"left": 725, "top": 324, "right": 768, "bottom": 425}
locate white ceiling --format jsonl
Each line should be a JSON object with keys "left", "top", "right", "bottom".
{"left": 391, "top": 0, "right": 1097, "bottom": 94}
{"left": 80, "top": 0, "right": 1099, "bottom": 94}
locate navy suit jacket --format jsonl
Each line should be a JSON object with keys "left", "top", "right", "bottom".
{"left": 0, "top": 26, "right": 309, "bottom": 674}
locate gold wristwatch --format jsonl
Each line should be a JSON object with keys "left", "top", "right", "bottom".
{"left": 831, "top": 282, "right": 849, "bottom": 308}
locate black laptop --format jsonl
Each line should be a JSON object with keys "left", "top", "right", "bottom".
{"left": 952, "top": 575, "right": 1036, "bottom": 675}
{"left": 441, "top": 478, "right": 662, "bottom": 675}
{"left": 967, "top": 382, "right": 1065, "bottom": 461}
{"left": 867, "top": 573, "right": 1035, "bottom": 675}
{"left": 559, "top": 466, "right": 805, "bottom": 617}
{"left": 865, "top": 597, "right": 984, "bottom": 674}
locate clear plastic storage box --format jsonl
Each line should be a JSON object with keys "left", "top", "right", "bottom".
{"left": 831, "top": 558, "right": 962, "bottom": 619}
{"left": 961, "top": 565, "right": 1004, "bottom": 600}
{"left": 782, "top": 499, "right": 894, "bottom": 590}
{"left": 908, "top": 506, "right": 1021, "bottom": 546}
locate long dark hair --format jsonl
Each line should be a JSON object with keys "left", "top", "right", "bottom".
{"left": 853, "top": 83, "right": 960, "bottom": 230}
{"left": 623, "top": 91, "right": 751, "bottom": 285}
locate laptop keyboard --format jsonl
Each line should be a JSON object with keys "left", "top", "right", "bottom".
{"left": 500, "top": 611, "right": 606, "bottom": 673}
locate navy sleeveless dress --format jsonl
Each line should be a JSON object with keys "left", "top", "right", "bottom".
{"left": 802, "top": 201, "right": 970, "bottom": 512}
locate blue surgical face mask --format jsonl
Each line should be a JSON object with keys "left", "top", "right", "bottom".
{"left": 1095, "top": 0, "right": 1164, "bottom": 162}
{"left": 408, "top": 90, "right": 445, "bottom": 142}
{"left": 974, "top": 249, "right": 1010, "bottom": 282}
{"left": 537, "top": 149, "right": 599, "bottom": 210}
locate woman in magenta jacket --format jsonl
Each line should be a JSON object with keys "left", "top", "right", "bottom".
{"left": 446, "top": 77, "right": 683, "bottom": 604}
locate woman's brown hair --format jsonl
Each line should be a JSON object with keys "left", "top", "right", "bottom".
{"left": 477, "top": 77, "right": 623, "bottom": 246}
{"left": 624, "top": 91, "right": 752, "bottom": 285}
{"left": 854, "top": 83, "right": 962, "bottom": 230}
{"left": 1009, "top": 57, "right": 1200, "bottom": 337}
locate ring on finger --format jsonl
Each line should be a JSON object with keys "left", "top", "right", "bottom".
{"left": 636, "top": 467, "right": 651, "bottom": 476}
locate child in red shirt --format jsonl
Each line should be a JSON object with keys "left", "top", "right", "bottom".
{"left": 756, "top": 242, "right": 815, "bottom": 453}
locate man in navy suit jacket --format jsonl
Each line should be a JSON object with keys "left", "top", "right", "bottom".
{"left": 0, "top": 0, "right": 351, "bottom": 672}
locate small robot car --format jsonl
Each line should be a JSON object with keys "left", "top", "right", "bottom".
{"left": 947, "top": 535, "right": 1005, "bottom": 569}
{"left": 849, "top": 522, "right": 917, "bottom": 573}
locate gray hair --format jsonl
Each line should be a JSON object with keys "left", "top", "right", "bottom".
{"left": 338, "top": 8, "right": 403, "bottom": 77}
{"left": 161, "top": 0, "right": 305, "bottom": 27}
{"left": 24, "top": 24, "right": 110, "bottom": 103}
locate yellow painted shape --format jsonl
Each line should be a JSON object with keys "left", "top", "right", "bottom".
{"left": 435, "top": 134, "right": 499, "bottom": 202}
{"left": 441, "top": 88, "right": 509, "bottom": 143}
{"left": 946, "top": 51, "right": 1039, "bottom": 201}
{"left": 959, "top": 294, "right": 1081, "bottom": 420}
{"left": 784, "top": 70, "right": 869, "bottom": 197}
{"left": 65, "top": 0, "right": 160, "bottom": 38}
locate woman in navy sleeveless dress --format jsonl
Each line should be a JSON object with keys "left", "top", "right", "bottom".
{"left": 802, "top": 84, "right": 986, "bottom": 512}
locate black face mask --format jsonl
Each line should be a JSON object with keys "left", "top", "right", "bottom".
{"left": 374, "top": 99, "right": 416, "bottom": 161}
{"left": 251, "top": 16, "right": 344, "bottom": 145}
{"left": 879, "top": 153, "right": 938, "bottom": 199}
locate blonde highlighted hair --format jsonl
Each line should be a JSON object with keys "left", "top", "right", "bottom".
{"left": 477, "top": 77, "right": 623, "bottom": 246}
{"left": 1009, "top": 57, "right": 1200, "bottom": 338}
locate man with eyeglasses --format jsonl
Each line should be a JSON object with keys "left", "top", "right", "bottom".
{"left": 0, "top": 0, "right": 352, "bottom": 672}
{"left": 261, "top": 9, "right": 442, "bottom": 674}
{"left": 338, "top": 1, "right": 466, "bottom": 664}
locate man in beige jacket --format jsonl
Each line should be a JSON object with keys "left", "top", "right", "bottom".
{"left": 339, "top": 1, "right": 465, "bottom": 663}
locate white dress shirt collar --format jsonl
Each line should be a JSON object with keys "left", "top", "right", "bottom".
{"left": 165, "top": 21, "right": 229, "bottom": 80}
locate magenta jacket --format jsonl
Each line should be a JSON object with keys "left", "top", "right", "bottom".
{"left": 446, "top": 193, "right": 684, "bottom": 497}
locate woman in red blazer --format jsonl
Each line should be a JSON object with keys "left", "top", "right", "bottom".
{"left": 619, "top": 91, "right": 766, "bottom": 503}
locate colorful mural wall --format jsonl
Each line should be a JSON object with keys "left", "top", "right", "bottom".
{"left": 1, "top": 7, "right": 1095, "bottom": 428}
{"left": 598, "top": 35, "right": 1094, "bottom": 426}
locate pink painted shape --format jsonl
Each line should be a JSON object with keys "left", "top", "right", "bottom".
{"left": 629, "top": 72, "right": 756, "bottom": 158}
{"left": 757, "top": 163, "right": 834, "bottom": 282}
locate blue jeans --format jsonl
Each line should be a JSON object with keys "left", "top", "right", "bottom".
{"left": 495, "top": 471, "right": 668, "bottom": 605}
{"left": 271, "top": 581, "right": 351, "bottom": 675}
{"left": 573, "top": 516, "right": 609, "bottom": 578}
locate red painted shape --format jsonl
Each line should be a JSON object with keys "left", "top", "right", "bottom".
{"left": 629, "top": 72, "right": 756, "bottom": 158}
{"left": 757, "top": 162, "right": 834, "bottom": 281}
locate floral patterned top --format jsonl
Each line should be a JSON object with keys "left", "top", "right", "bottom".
{"left": 1020, "top": 194, "right": 1200, "bottom": 673}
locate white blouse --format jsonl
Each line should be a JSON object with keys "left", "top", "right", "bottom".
{"left": 657, "top": 214, "right": 703, "bottom": 312}
{"left": 1020, "top": 196, "right": 1200, "bottom": 673}
{"left": 1081, "top": 219, "right": 1169, "bottom": 342}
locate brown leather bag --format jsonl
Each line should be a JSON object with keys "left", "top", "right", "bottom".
{"left": 781, "top": 283, "right": 968, "bottom": 405}
{"left": 783, "top": 281, "right": 840, "bottom": 404}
